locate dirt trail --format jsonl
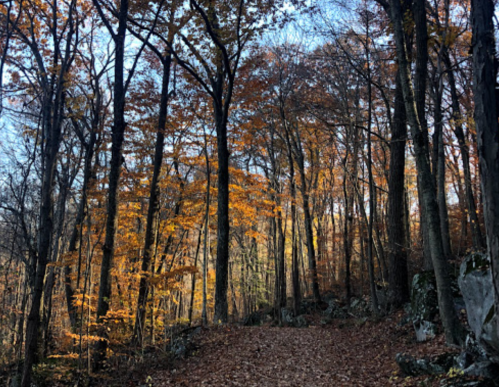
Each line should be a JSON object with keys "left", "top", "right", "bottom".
{"left": 152, "top": 319, "right": 451, "bottom": 386}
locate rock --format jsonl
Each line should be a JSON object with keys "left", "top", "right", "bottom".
{"left": 464, "top": 361, "right": 499, "bottom": 380}
{"left": 281, "top": 308, "right": 294, "bottom": 324}
{"left": 396, "top": 303, "right": 413, "bottom": 327}
{"left": 349, "top": 298, "right": 371, "bottom": 318}
{"left": 411, "top": 271, "right": 439, "bottom": 341}
{"left": 439, "top": 377, "right": 495, "bottom": 387}
{"left": 168, "top": 325, "right": 202, "bottom": 358}
{"left": 455, "top": 351, "right": 475, "bottom": 370}
{"left": 376, "top": 287, "right": 389, "bottom": 314}
{"left": 321, "top": 299, "right": 347, "bottom": 321}
{"left": 415, "top": 320, "right": 438, "bottom": 342}
{"left": 280, "top": 308, "right": 308, "bottom": 327}
{"left": 243, "top": 308, "right": 273, "bottom": 326}
{"left": 324, "top": 298, "right": 339, "bottom": 315}
{"left": 395, "top": 353, "right": 454, "bottom": 376}
{"left": 244, "top": 311, "right": 263, "bottom": 326}
{"left": 458, "top": 252, "right": 499, "bottom": 363}
{"left": 322, "top": 292, "right": 337, "bottom": 303}
{"left": 293, "top": 315, "right": 308, "bottom": 328}
{"left": 299, "top": 299, "right": 316, "bottom": 315}
{"left": 465, "top": 333, "right": 489, "bottom": 361}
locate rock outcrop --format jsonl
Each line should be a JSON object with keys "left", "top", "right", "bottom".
{"left": 458, "top": 253, "right": 499, "bottom": 364}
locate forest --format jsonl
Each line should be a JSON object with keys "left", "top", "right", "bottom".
{"left": 1, "top": 0, "right": 499, "bottom": 385}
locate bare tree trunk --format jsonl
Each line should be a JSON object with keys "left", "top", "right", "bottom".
{"left": 42, "top": 166, "right": 70, "bottom": 357}
{"left": 65, "top": 113, "right": 99, "bottom": 329}
{"left": 202, "top": 137, "right": 211, "bottom": 326}
{"left": 21, "top": 1, "right": 76, "bottom": 382}
{"left": 365, "top": 16, "right": 379, "bottom": 314}
{"left": 133, "top": 53, "right": 172, "bottom": 347}
{"left": 342, "top": 172, "right": 353, "bottom": 304}
{"left": 292, "top": 131, "right": 321, "bottom": 303}
{"left": 388, "top": 71, "right": 409, "bottom": 308}
{"left": 432, "top": 74, "right": 452, "bottom": 259}
{"left": 471, "top": 0, "right": 499, "bottom": 345}
{"left": 93, "top": 0, "right": 129, "bottom": 370}
{"left": 188, "top": 226, "right": 203, "bottom": 324}
{"left": 389, "top": 0, "right": 463, "bottom": 345}
{"left": 213, "top": 96, "right": 231, "bottom": 325}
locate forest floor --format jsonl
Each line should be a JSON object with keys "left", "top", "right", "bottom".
{"left": 147, "top": 313, "right": 463, "bottom": 387}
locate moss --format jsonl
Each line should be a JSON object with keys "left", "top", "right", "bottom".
{"left": 411, "top": 271, "right": 439, "bottom": 322}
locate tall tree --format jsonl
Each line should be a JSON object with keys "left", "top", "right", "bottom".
{"left": 471, "top": 0, "right": 499, "bottom": 342}
{"left": 389, "top": 0, "right": 463, "bottom": 345}
{"left": 12, "top": 0, "right": 79, "bottom": 384}
{"left": 388, "top": 71, "right": 409, "bottom": 308}
{"left": 129, "top": 1, "right": 175, "bottom": 347}
{"left": 91, "top": 0, "right": 130, "bottom": 369}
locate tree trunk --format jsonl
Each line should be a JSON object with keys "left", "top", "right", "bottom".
{"left": 388, "top": 71, "right": 409, "bottom": 308}
{"left": 295, "top": 143, "right": 321, "bottom": 303}
{"left": 133, "top": 54, "right": 172, "bottom": 347}
{"left": 213, "top": 97, "right": 231, "bottom": 324}
{"left": 64, "top": 115, "right": 98, "bottom": 329}
{"left": 22, "top": 91, "right": 66, "bottom": 387}
{"left": 432, "top": 76, "right": 452, "bottom": 259}
{"left": 389, "top": 0, "right": 463, "bottom": 345}
{"left": 93, "top": 0, "right": 129, "bottom": 370}
{"left": 202, "top": 137, "right": 211, "bottom": 326}
{"left": 471, "top": 0, "right": 499, "bottom": 346}
{"left": 189, "top": 226, "right": 203, "bottom": 324}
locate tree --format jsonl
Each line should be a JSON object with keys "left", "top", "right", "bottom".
{"left": 389, "top": 0, "right": 463, "bottom": 345}
{"left": 470, "top": 0, "right": 499, "bottom": 344}
{"left": 128, "top": 0, "right": 176, "bottom": 347}
{"left": 2, "top": 0, "right": 81, "bottom": 384}
{"left": 91, "top": 0, "right": 130, "bottom": 369}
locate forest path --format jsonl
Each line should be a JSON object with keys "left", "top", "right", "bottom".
{"left": 151, "top": 317, "right": 448, "bottom": 386}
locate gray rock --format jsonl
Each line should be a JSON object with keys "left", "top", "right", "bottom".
{"left": 464, "top": 360, "right": 499, "bottom": 380}
{"left": 465, "top": 333, "right": 488, "bottom": 361}
{"left": 455, "top": 351, "right": 474, "bottom": 370}
{"left": 323, "top": 299, "right": 339, "bottom": 315}
{"left": 293, "top": 315, "right": 308, "bottom": 328}
{"left": 415, "top": 320, "right": 438, "bottom": 342}
{"left": 167, "top": 325, "right": 202, "bottom": 359}
{"left": 349, "top": 298, "right": 371, "bottom": 318}
{"left": 280, "top": 308, "right": 308, "bottom": 328}
{"left": 244, "top": 311, "right": 264, "bottom": 326}
{"left": 439, "top": 378, "right": 495, "bottom": 387}
{"left": 281, "top": 308, "right": 294, "bottom": 324}
{"left": 299, "top": 299, "right": 316, "bottom": 315}
{"left": 411, "top": 271, "right": 439, "bottom": 341}
{"left": 321, "top": 299, "right": 347, "bottom": 321}
{"left": 458, "top": 253, "right": 499, "bottom": 363}
{"left": 395, "top": 352, "right": 454, "bottom": 376}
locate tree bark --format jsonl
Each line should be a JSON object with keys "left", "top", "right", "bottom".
{"left": 133, "top": 53, "right": 172, "bottom": 347}
{"left": 471, "top": 0, "right": 499, "bottom": 346}
{"left": 431, "top": 64, "right": 452, "bottom": 259}
{"left": 21, "top": 1, "right": 76, "bottom": 384}
{"left": 388, "top": 71, "right": 409, "bottom": 308}
{"left": 389, "top": 0, "right": 463, "bottom": 345}
{"left": 93, "top": 0, "right": 129, "bottom": 370}
{"left": 293, "top": 134, "right": 321, "bottom": 303}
